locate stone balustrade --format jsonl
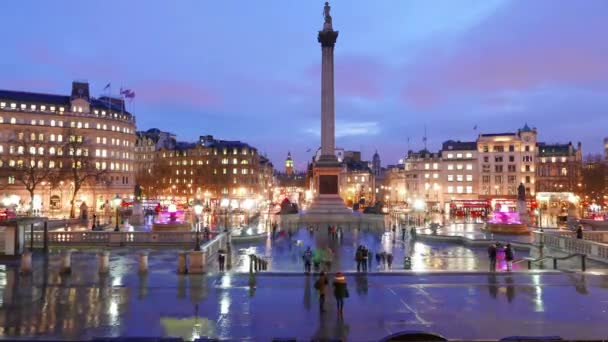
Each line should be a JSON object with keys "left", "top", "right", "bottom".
{"left": 25, "top": 231, "right": 220, "bottom": 247}
{"left": 533, "top": 230, "right": 608, "bottom": 262}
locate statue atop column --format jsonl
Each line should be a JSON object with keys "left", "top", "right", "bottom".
{"left": 323, "top": 2, "right": 332, "bottom": 30}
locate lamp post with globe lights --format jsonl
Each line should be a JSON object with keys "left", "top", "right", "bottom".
{"left": 113, "top": 195, "right": 122, "bottom": 231}
{"left": 193, "top": 200, "right": 203, "bottom": 251}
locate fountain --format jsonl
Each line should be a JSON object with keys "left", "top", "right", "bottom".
{"left": 151, "top": 203, "right": 191, "bottom": 232}
{"left": 484, "top": 183, "right": 530, "bottom": 235}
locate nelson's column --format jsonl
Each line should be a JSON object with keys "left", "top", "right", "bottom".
{"left": 306, "top": 2, "right": 351, "bottom": 215}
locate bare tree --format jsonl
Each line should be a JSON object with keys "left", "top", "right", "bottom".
{"left": 135, "top": 154, "right": 172, "bottom": 199}
{"left": 60, "top": 128, "right": 107, "bottom": 218}
{"left": 0, "top": 131, "right": 58, "bottom": 214}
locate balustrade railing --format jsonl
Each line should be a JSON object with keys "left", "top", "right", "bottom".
{"left": 25, "top": 230, "right": 219, "bottom": 247}
{"left": 533, "top": 230, "right": 608, "bottom": 262}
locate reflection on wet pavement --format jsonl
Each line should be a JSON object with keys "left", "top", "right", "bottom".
{"left": 0, "top": 226, "right": 606, "bottom": 340}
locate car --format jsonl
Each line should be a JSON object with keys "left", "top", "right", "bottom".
{"left": 0, "top": 209, "right": 17, "bottom": 221}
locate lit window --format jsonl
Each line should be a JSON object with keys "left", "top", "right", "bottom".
{"left": 456, "top": 175, "right": 463, "bottom": 182}
{"left": 38, "top": 120, "right": 43, "bottom": 125}
{"left": 456, "top": 153, "right": 463, "bottom": 158}
{"left": 456, "top": 186, "right": 464, "bottom": 194}
{"left": 465, "top": 153, "right": 472, "bottom": 158}
{"left": 466, "top": 186, "right": 473, "bottom": 194}
{"left": 432, "top": 163, "right": 438, "bottom": 170}
{"left": 49, "top": 147, "right": 55, "bottom": 155}
{"left": 424, "top": 173, "right": 430, "bottom": 179}
{"left": 433, "top": 173, "right": 438, "bottom": 179}
{"left": 59, "top": 121, "right": 63, "bottom": 127}
{"left": 456, "top": 164, "right": 463, "bottom": 170}
{"left": 466, "top": 164, "right": 472, "bottom": 170}
{"left": 84, "top": 122, "right": 89, "bottom": 129}
{"left": 31, "top": 119, "right": 36, "bottom": 125}
{"left": 77, "top": 122, "right": 82, "bottom": 128}
{"left": 447, "top": 153, "right": 453, "bottom": 159}
{"left": 20, "top": 104, "right": 26, "bottom": 110}
{"left": 0, "top": 102, "right": 5, "bottom": 107}
{"left": 233, "top": 168, "right": 237, "bottom": 174}
{"left": 51, "top": 120, "right": 55, "bottom": 127}
{"left": 466, "top": 175, "right": 473, "bottom": 181}
{"left": 10, "top": 103, "right": 16, "bottom": 109}
{"left": 59, "top": 107, "right": 64, "bottom": 112}
{"left": 50, "top": 106, "right": 55, "bottom": 111}
{"left": 447, "top": 175, "right": 454, "bottom": 181}
{"left": 447, "top": 164, "right": 454, "bottom": 170}
{"left": 447, "top": 186, "right": 454, "bottom": 193}
{"left": 10, "top": 117, "right": 16, "bottom": 124}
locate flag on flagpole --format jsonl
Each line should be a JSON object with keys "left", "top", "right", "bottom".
{"left": 103, "top": 83, "right": 111, "bottom": 90}
{"left": 473, "top": 124, "right": 478, "bottom": 130}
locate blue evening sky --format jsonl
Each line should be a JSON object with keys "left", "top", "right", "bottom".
{"left": 1, "top": 0, "right": 607, "bottom": 170}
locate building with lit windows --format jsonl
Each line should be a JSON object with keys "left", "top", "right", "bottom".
{"left": 0, "top": 81, "right": 136, "bottom": 215}
{"left": 441, "top": 140, "right": 484, "bottom": 218}
{"left": 402, "top": 150, "right": 443, "bottom": 211}
{"left": 536, "top": 142, "right": 582, "bottom": 193}
{"left": 134, "top": 133, "right": 270, "bottom": 210}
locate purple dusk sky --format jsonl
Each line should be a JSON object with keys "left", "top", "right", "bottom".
{"left": 1, "top": 0, "right": 607, "bottom": 170}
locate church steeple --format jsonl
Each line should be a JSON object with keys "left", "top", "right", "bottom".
{"left": 285, "top": 151, "right": 294, "bottom": 175}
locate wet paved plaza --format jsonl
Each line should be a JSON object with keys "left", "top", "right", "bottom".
{"left": 0, "top": 227, "right": 606, "bottom": 340}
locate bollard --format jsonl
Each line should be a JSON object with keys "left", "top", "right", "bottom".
{"left": 60, "top": 250, "right": 73, "bottom": 274}
{"left": 20, "top": 251, "right": 32, "bottom": 274}
{"left": 553, "top": 258, "right": 558, "bottom": 270}
{"left": 43, "top": 221, "right": 49, "bottom": 253}
{"left": 178, "top": 252, "right": 188, "bottom": 274}
{"left": 139, "top": 252, "right": 149, "bottom": 274}
{"left": 98, "top": 251, "right": 110, "bottom": 274}
{"left": 581, "top": 255, "right": 586, "bottom": 272}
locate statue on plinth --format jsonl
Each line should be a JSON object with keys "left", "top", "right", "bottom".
{"left": 323, "top": 2, "right": 333, "bottom": 30}
{"left": 516, "top": 183, "right": 530, "bottom": 225}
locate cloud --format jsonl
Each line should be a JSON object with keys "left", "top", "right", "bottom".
{"left": 304, "top": 121, "right": 380, "bottom": 138}
{"left": 401, "top": 0, "right": 608, "bottom": 108}
{"left": 133, "top": 80, "right": 221, "bottom": 107}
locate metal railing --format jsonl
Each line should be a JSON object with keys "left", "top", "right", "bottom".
{"left": 520, "top": 253, "right": 587, "bottom": 272}
{"left": 533, "top": 230, "right": 608, "bottom": 264}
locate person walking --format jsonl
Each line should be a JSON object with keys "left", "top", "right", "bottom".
{"left": 362, "top": 247, "right": 369, "bottom": 272}
{"left": 576, "top": 225, "right": 584, "bottom": 239}
{"left": 401, "top": 227, "right": 406, "bottom": 241}
{"left": 315, "top": 271, "right": 329, "bottom": 312}
{"left": 380, "top": 252, "right": 386, "bottom": 269}
{"left": 367, "top": 250, "right": 373, "bottom": 270}
{"left": 333, "top": 272, "right": 349, "bottom": 316}
{"left": 303, "top": 247, "right": 313, "bottom": 273}
{"left": 505, "top": 243, "right": 514, "bottom": 271}
{"left": 355, "top": 246, "right": 363, "bottom": 272}
{"left": 488, "top": 244, "right": 497, "bottom": 272}
{"left": 387, "top": 253, "right": 393, "bottom": 269}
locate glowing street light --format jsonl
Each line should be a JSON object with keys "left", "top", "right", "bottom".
{"left": 193, "top": 200, "right": 203, "bottom": 251}
{"left": 113, "top": 195, "right": 122, "bottom": 231}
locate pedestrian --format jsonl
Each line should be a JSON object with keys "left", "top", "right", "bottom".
{"left": 91, "top": 214, "right": 97, "bottom": 230}
{"left": 505, "top": 243, "right": 514, "bottom": 271}
{"left": 380, "top": 252, "right": 386, "bottom": 269}
{"left": 367, "top": 250, "right": 373, "bottom": 270}
{"left": 488, "top": 244, "right": 497, "bottom": 272}
{"left": 303, "top": 247, "right": 313, "bottom": 273}
{"left": 375, "top": 251, "right": 381, "bottom": 265}
{"left": 576, "top": 225, "right": 584, "bottom": 239}
{"left": 314, "top": 271, "right": 329, "bottom": 312}
{"left": 218, "top": 252, "right": 225, "bottom": 271}
{"left": 324, "top": 247, "right": 333, "bottom": 271}
{"left": 387, "top": 253, "right": 393, "bottom": 269}
{"left": 401, "top": 227, "right": 406, "bottom": 240}
{"left": 410, "top": 227, "right": 417, "bottom": 239}
{"left": 333, "top": 272, "right": 349, "bottom": 316}
{"left": 362, "top": 247, "right": 369, "bottom": 271}
{"left": 355, "top": 246, "right": 363, "bottom": 272}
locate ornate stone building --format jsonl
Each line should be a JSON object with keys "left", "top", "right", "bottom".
{"left": 536, "top": 142, "right": 583, "bottom": 193}
{"left": 0, "top": 81, "right": 136, "bottom": 215}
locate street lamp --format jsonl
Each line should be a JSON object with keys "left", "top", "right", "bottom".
{"left": 113, "top": 195, "right": 122, "bottom": 231}
{"left": 193, "top": 200, "right": 203, "bottom": 251}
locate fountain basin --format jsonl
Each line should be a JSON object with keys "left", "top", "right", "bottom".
{"left": 484, "top": 222, "right": 530, "bottom": 235}
{"left": 151, "top": 222, "right": 191, "bottom": 232}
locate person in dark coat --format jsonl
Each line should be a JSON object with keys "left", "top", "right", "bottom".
{"left": 362, "top": 247, "right": 368, "bottom": 271}
{"left": 315, "top": 271, "right": 329, "bottom": 312}
{"left": 375, "top": 251, "right": 381, "bottom": 265}
{"left": 355, "top": 246, "right": 363, "bottom": 272}
{"left": 333, "top": 272, "right": 349, "bottom": 316}
{"left": 505, "top": 243, "right": 514, "bottom": 271}
{"left": 303, "top": 247, "right": 313, "bottom": 273}
{"left": 488, "top": 244, "right": 497, "bottom": 272}
{"left": 386, "top": 253, "right": 393, "bottom": 269}
{"left": 576, "top": 225, "right": 584, "bottom": 239}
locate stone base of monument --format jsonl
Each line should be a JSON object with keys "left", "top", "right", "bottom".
{"left": 306, "top": 195, "right": 352, "bottom": 215}
{"left": 152, "top": 222, "right": 191, "bottom": 232}
{"left": 484, "top": 223, "right": 530, "bottom": 235}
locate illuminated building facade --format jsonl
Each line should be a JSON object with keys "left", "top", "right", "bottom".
{"left": 134, "top": 133, "right": 271, "bottom": 208}
{"left": 536, "top": 142, "right": 582, "bottom": 193}
{"left": 0, "top": 81, "right": 136, "bottom": 215}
